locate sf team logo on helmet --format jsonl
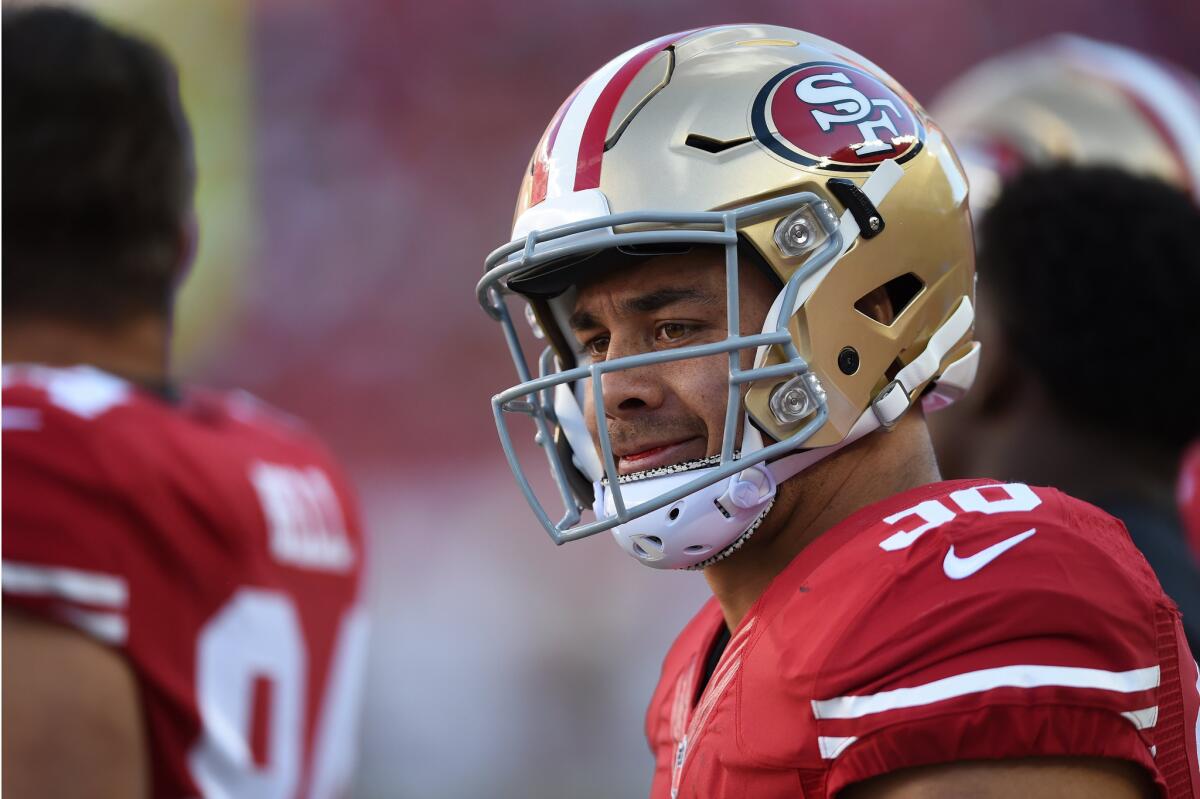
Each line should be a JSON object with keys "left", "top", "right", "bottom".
{"left": 751, "top": 62, "right": 924, "bottom": 171}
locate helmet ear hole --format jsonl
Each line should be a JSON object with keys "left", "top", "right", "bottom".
{"left": 854, "top": 273, "right": 925, "bottom": 326}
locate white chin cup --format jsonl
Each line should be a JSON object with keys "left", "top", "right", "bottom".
{"left": 593, "top": 462, "right": 777, "bottom": 570}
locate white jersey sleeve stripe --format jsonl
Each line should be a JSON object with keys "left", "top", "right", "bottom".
{"left": 2, "top": 561, "right": 128, "bottom": 607}
{"left": 60, "top": 607, "right": 128, "bottom": 645}
{"left": 818, "top": 736, "right": 858, "bottom": 760}
{"left": 812, "top": 664, "right": 1160, "bottom": 720}
{"left": 816, "top": 705, "right": 1156, "bottom": 762}
{"left": 1120, "top": 705, "right": 1159, "bottom": 730}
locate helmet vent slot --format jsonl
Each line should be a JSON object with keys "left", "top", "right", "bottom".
{"left": 631, "top": 535, "right": 665, "bottom": 560}
{"left": 685, "top": 133, "right": 753, "bottom": 154}
{"left": 855, "top": 272, "right": 924, "bottom": 326}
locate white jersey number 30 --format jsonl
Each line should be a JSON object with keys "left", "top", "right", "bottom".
{"left": 878, "top": 483, "right": 1041, "bottom": 552}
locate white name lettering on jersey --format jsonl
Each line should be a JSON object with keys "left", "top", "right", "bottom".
{"left": 250, "top": 462, "right": 355, "bottom": 572}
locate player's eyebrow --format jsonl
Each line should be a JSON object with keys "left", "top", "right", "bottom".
{"left": 569, "top": 288, "right": 719, "bottom": 331}
{"left": 569, "top": 309, "right": 602, "bottom": 332}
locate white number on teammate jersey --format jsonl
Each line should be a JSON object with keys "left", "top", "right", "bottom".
{"left": 188, "top": 589, "right": 368, "bottom": 799}
{"left": 879, "top": 483, "right": 1041, "bottom": 551}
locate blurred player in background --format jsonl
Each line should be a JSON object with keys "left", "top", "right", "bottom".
{"left": 1180, "top": 443, "right": 1200, "bottom": 563}
{"left": 479, "top": 24, "right": 1199, "bottom": 798}
{"left": 928, "top": 36, "right": 1200, "bottom": 655}
{"left": 2, "top": 7, "right": 368, "bottom": 797}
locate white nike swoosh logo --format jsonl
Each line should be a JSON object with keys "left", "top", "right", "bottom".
{"left": 943, "top": 528, "right": 1037, "bottom": 580}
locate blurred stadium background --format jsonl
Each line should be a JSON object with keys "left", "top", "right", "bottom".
{"left": 65, "top": 0, "right": 1200, "bottom": 796}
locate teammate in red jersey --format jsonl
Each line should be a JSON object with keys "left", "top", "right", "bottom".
{"left": 2, "top": 8, "right": 367, "bottom": 798}
{"left": 478, "top": 25, "right": 1200, "bottom": 797}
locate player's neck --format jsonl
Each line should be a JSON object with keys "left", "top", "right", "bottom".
{"left": 954, "top": 376, "right": 1179, "bottom": 514}
{"left": 703, "top": 412, "right": 942, "bottom": 631}
{"left": 994, "top": 403, "right": 1178, "bottom": 514}
{"left": 2, "top": 315, "right": 172, "bottom": 387}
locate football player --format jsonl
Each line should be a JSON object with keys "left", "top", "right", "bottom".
{"left": 927, "top": 36, "right": 1200, "bottom": 656}
{"left": 2, "top": 8, "right": 368, "bottom": 798}
{"left": 477, "top": 25, "right": 1200, "bottom": 797}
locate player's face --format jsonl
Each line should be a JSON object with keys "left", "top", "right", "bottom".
{"left": 571, "top": 249, "right": 777, "bottom": 476}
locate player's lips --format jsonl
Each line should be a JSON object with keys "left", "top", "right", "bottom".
{"left": 616, "top": 437, "right": 704, "bottom": 475}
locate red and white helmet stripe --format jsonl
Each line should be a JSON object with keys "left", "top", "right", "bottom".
{"left": 529, "top": 29, "right": 703, "bottom": 207}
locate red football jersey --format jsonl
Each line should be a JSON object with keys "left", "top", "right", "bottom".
{"left": 647, "top": 479, "right": 1200, "bottom": 798}
{"left": 2, "top": 364, "right": 368, "bottom": 799}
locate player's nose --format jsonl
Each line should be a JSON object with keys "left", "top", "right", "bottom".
{"left": 599, "top": 365, "right": 667, "bottom": 417}
{"left": 591, "top": 334, "right": 668, "bottom": 419}
{"left": 597, "top": 338, "right": 672, "bottom": 417}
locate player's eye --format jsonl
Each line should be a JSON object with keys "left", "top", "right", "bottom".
{"left": 657, "top": 322, "right": 691, "bottom": 343}
{"left": 583, "top": 335, "right": 610, "bottom": 358}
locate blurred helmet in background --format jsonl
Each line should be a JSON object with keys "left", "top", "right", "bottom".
{"left": 479, "top": 24, "right": 977, "bottom": 568}
{"left": 1179, "top": 443, "right": 1200, "bottom": 563}
{"left": 931, "top": 34, "right": 1200, "bottom": 219}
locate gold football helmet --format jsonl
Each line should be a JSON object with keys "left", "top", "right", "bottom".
{"left": 478, "top": 24, "right": 977, "bottom": 568}
{"left": 932, "top": 34, "right": 1200, "bottom": 217}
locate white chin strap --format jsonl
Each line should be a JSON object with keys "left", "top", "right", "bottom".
{"left": 595, "top": 426, "right": 777, "bottom": 571}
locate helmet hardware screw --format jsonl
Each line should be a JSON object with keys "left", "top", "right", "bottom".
{"left": 867, "top": 216, "right": 881, "bottom": 232}
{"left": 773, "top": 206, "right": 829, "bottom": 258}
{"left": 769, "top": 373, "right": 825, "bottom": 424}
{"left": 777, "top": 387, "right": 810, "bottom": 420}
{"left": 838, "top": 346, "right": 860, "bottom": 375}
{"left": 786, "top": 220, "right": 811, "bottom": 248}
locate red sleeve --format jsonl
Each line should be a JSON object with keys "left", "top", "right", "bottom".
{"left": 2, "top": 396, "right": 138, "bottom": 649}
{"left": 814, "top": 487, "right": 1183, "bottom": 797}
